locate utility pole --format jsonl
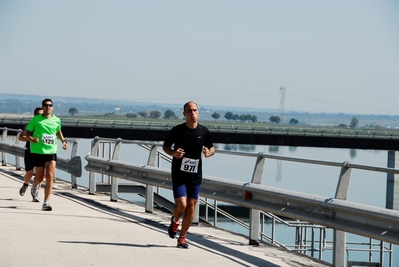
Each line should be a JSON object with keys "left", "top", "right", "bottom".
{"left": 279, "top": 87, "right": 286, "bottom": 124}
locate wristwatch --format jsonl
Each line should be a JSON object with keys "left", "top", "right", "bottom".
{"left": 62, "top": 140, "right": 67, "bottom": 144}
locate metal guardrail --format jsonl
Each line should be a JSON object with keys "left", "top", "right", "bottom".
{"left": 1, "top": 128, "right": 398, "bottom": 266}
{"left": 84, "top": 153, "right": 399, "bottom": 242}
{"left": 0, "top": 127, "right": 82, "bottom": 188}
{"left": 84, "top": 136, "right": 399, "bottom": 267}
{"left": 2, "top": 116, "right": 399, "bottom": 140}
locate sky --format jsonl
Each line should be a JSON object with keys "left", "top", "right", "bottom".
{"left": 0, "top": 0, "right": 399, "bottom": 115}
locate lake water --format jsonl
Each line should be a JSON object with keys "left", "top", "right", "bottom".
{"left": 58, "top": 139, "right": 388, "bottom": 208}
{"left": 47, "top": 138, "right": 399, "bottom": 265}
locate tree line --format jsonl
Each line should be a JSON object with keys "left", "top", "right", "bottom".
{"left": 68, "top": 107, "right": 360, "bottom": 128}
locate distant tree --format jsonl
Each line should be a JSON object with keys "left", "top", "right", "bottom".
{"left": 126, "top": 112, "right": 137, "bottom": 118}
{"left": 68, "top": 107, "right": 78, "bottom": 116}
{"left": 350, "top": 116, "right": 359, "bottom": 128}
{"left": 232, "top": 114, "right": 240, "bottom": 121}
{"left": 138, "top": 111, "right": 148, "bottom": 118}
{"left": 269, "top": 115, "right": 281, "bottom": 124}
{"left": 238, "top": 114, "right": 256, "bottom": 123}
{"left": 150, "top": 110, "right": 162, "bottom": 119}
{"left": 239, "top": 114, "right": 247, "bottom": 122}
{"left": 289, "top": 118, "right": 298, "bottom": 125}
{"left": 211, "top": 112, "right": 221, "bottom": 121}
{"left": 103, "top": 112, "right": 116, "bottom": 117}
{"left": 338, "top": 123, "right": 348, "bottom": 128}
{"left": 163, "top": 109, "right": 176, "bottom": 119}
{"left": 224, "top": 111, "right": 233, "bottom": 121}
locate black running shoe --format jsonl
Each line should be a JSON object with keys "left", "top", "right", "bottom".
{"left": 19, "top": 183, "right": 29, "bottom": 196}
{"left": 42, "top": 203, "right": 52, "bottom": 211}
{"left": 168, "top": 216, "right": 179, "bottom": 239}
{"left": 177, "top": 236, "right": 189, "bottom": 249}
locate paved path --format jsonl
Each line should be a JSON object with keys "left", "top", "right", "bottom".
{"left": 0, "top": 166, "right": 332, "bottom": 267}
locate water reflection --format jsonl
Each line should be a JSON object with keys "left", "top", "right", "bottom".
{"left": 349, "top": 149, "right": 357, "bottom": 159}
{"left": 268, "top": 146, "right": 279, "bottom": 153}
{"left": 276, "top": 160, "right": 282, "bottom": 181}
{"left": 223, "top": 144, "right": 256, "bottom": 152}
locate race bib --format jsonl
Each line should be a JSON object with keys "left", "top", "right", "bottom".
{"left": 180, "top": 157, "right": 199, "bottom": 173}
{"left": 42, "top": 134, "right": 56, "bottom": 145}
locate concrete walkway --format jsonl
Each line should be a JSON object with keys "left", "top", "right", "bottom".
{"left": 0, "top": 166, "right": 332, "bottom": 267}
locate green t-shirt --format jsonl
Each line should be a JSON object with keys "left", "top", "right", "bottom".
{"left": 26, "top": 114, "right": 62, "bottom": 154}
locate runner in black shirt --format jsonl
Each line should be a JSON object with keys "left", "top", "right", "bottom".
{"left": 163, "top": 101, "right": 215, "bottom": 248}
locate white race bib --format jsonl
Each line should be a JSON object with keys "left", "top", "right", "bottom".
{"left": 180, "top": 157, "right": 199, "bottom": 173}
{"left": 42, "top": 134, "right": 56, "bottom": 145}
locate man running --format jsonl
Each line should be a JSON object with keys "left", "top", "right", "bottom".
{"left": 163, "top": 101, "right": 215, "bottom": 248}
{"left": 18, "top": 107, "right": 43, "bottom": 202}
{"left": 26, "top": 98, "right": 68, "bottom": 211}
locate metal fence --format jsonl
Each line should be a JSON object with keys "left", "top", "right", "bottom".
{"left": 84, "top": 136, "right": 399, "bottom": 267}
{"left": 1, "top": 127, "right": 398, "bottom": 267}
{"left": 0, "top": 127, "right": 82, "bottom": 187}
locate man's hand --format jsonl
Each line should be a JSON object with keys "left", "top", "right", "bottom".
{"left": 173, "top": 148, "right": 185, "bottom": 159}
{"left": 203, "top": 147, "right": 213, "bottom": 158}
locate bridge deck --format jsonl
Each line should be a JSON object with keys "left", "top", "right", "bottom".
{"left": 0, "top": 166, "right": 331, "bottom": 267}
{"left": 2, "top": 118, "right": 399, "bottom": 150}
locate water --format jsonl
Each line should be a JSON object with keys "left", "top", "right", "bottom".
{"left": 42, "top": 138, "right": 399, "bottom": 265}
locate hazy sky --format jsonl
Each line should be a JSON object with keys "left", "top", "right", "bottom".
{"left": 1, "top": 0, "right": 398, "bottom": 115}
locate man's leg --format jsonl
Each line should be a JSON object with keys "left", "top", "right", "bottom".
{"left": 31, "top": 167, "right": 41, "bottom": 202}
{"left": 179, "top": 198, "right": 197, "bottom": 238}
{"left": 177, "top": 197, "right": 197, "bottom": 248}
{"left": 20, "top": 152, "right": 35, "bottom": 196}
{"left": 32, "top": 166, "right": 44, "bottom": 197}
{"left": 44, "top": 160, "right": 56, "bottom": 203}
{"left": 23, "top": 170, "right": 34, "bottom": 184}
{"left": 19, "top": 169, "right": 33, "bottom": 196}
{"left": 168, "top": 196, "right": 186, "bottom": 238}
{"left": 173, "top": 197, "right": 187, "bottom": 223}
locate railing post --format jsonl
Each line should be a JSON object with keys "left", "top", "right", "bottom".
{"left": 1, "top": 128, "right": 8, "bottom": 166}
{"left": 386, "top": 150, "right": 399, "bottom": 210}
{"left": 249, "top": 153, "right": 266, "bottom": 245}
{"left": 333, "top": 161, "right": 352, "bottom": 267}
{"left": 193, "top": 200, "right": 200, "bottom": 225}
{"left": 89, "top": 137, "right": 101, "bottom": 194}
{"left": 15, "top": 129, "right": 22, "bottom": 170}
{"left": 110, "top": 138, "right": 122, "bottom": 202}
{"left": 144, "top": 143, "right": 157, "bottom": 213}
{"left": 335, "top": 161, "right": 352, "bottom": 200}
{"left": 69, "top": 139, "right": 79, "bottom": 188}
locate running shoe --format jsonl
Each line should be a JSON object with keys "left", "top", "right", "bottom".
{"left": 168, "top": 216, "right": 180, "bottom": 239}
{"left": 19, "top": 183, "right": 29, "bottom": 196}
{"left": 177, "top": 236, "right": 189, "bottom": 249}
{"left": 31, "top": 185, "right": 38, "bottom": 197}
{"left": 42, "top": 202, "right": 52, "bottom": 211}
{"left": 32, "top": 196, "right": 40, "bottom": 202}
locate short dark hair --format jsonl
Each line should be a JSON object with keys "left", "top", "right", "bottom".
{"left": 42, "top": 98, "right": 53, "bottom": 106}
{"left": 183, "top": 101, "right": 198, "bottom": 112}
{"left": 33, "top": 107, "right": 43, "bottom": 115}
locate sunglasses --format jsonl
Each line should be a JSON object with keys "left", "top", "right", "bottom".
{"left": 43, "top": 104, "right": 53, "bottom": 107}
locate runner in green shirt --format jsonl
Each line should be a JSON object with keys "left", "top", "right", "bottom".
{"left": 26, "top": 98, "right": 68, "bottom": 211}
{"left": 18, "top": 107, "right": 43, "bottom": 202}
